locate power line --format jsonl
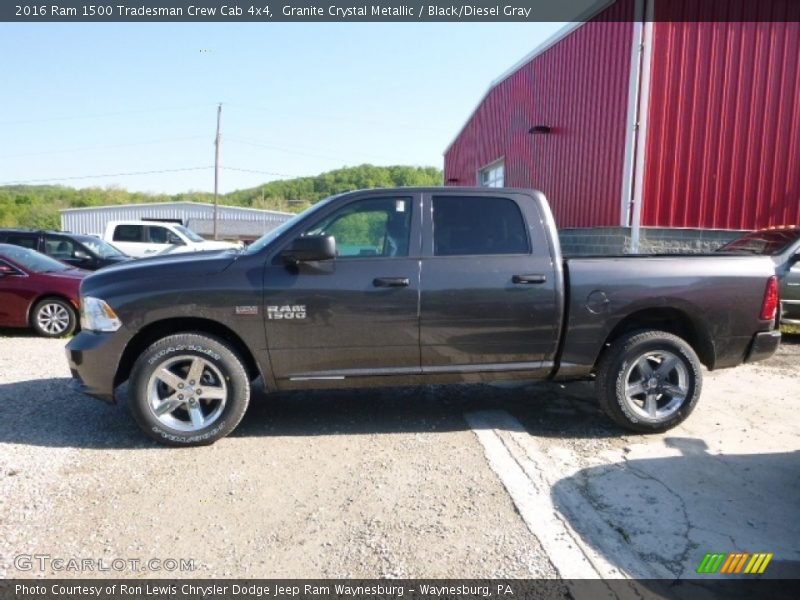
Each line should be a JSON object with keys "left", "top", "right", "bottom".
{"left": 225, "top": 135, "right": 389, "bottom": 164}
{"left": 0, "top": 136, "right": 209, "bottom": 160}
{"left": 0, "top": 165, "right": 303, "bottom": 186}
{"left": 221, "top": 166, "right": 299, "bottom": 178}
{"left": 0, "top": 104, "right": 216, "bottom": 126}
{"left": 229, "top": 102, "right": 450, "bottom": 134}
{"left": 0, "top": 166, "right": 213, "bottom": 186}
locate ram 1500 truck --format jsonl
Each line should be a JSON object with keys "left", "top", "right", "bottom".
{"left": 66, "top": 188, "right": 781, "bottom": 445}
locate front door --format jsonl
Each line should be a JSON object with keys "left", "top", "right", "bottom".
{"left": 263, "top": 194, "right": 421, "bottom": 383}
{"left": 419, "top": 192, "right": 560, "bottom": 377}
{"left": 0, "top": 259, "right": 31, "bottom": 327}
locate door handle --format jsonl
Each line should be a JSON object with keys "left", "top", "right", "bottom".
{"left": 512, "top": 274, "right": 547, "bottom": 284}
{"left": 373, "top": 277, "right": 410, "bottom": 288}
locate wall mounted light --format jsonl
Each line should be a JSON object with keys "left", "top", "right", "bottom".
{"left": 529, "top": 125, "right": 552, "bottom": 134}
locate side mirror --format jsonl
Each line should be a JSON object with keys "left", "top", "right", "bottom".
{"left": 73, "top": 249, "right": 91, "bottom": 261}
{"left": 168, "top": 234, "right": 185, "bottom": 246}
{"left": 282, "top": 235, "right": 336, "bottom": 264}
{"left": 0, "top": 264, "right": 17, "bottom": 277}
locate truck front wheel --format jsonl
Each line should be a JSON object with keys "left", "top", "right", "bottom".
{"left": 128, "top": 333, "right": 250, "bottom": 446}
{"left": 595, "top": 330, "right": 702, "bottom": 433}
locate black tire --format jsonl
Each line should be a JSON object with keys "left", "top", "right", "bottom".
{"left": 31, "top": 297, "right": 78, "bottom": 338}
{"left": 595, "top": 330, "right": 702, "bottom": 433}
{"left": 128, "top": 332, "right": 250, "bottom": 446}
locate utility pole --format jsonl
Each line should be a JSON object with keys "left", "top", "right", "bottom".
{"left": 213, "top": 103, "right": 222, "bottom": 240}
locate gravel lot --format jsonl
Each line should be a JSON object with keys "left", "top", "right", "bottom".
{"left": 1, "top": 329, "right": 798, "bottom": 580}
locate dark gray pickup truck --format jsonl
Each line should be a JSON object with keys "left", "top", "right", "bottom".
{"left": 66, "top": 188, "right": 781, "bottom": 445}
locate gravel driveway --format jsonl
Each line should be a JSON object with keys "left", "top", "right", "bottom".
{"left": 1, "top": 330, "right": 798, "bottom": 580}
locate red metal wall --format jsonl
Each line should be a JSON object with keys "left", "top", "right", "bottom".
{"left": 642, "top": 9, "right": 800, "bottom": 228}
{"left": 443, "top": 1, "right": 635, "bottom": 228}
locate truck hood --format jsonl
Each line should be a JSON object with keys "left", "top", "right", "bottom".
{"left": 81, "top": 249, "right": 239, "bottom": 293}
{"left": 196, "top": 240, "right": 240, "bottom": 250}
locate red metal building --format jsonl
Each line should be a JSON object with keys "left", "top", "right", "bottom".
{"left": 444, "top": 0, "right": 800, "bottom": 248}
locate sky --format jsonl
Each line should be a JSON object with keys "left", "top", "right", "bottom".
{"left": 0, "top": 22, "right": 566, "bottom": 194}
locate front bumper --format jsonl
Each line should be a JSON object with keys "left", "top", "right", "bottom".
{"left": 744, "top": 330, "right": 781, "bottom": 363}
{"left": 65, "top": 331, "right": 128, "bottom": 403}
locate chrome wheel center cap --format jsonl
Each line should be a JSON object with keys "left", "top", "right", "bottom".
{"left": 648, "top": 377, "right": 659, "bottom": 389}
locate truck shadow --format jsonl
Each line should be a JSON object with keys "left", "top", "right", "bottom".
{"left": 0, "top": 376, "right": 622, "bottom": 449}
{"left": 549, "top": 438, "right": 800, "bottom": 586}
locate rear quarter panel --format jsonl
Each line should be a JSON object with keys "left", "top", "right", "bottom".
{"left": 559, "top": 255, "right": 776, "bottom": 377}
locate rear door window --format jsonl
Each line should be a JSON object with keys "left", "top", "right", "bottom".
{"left": 5, "top": 233, "right": 39, "bottom": 249}
{"left": 113, "top": 225, "right": 145, "bottom": 242}
{"left": 432, "top": 196, "right": 529, "bottom": 256}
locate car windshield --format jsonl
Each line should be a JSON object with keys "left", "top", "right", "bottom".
{"left": 244, "top": 196, "right": 339, "bottom": 255}
{"left": 173, "top": 224, "right": 205, "bottom": 243}
{"left": 0, "top": 245, "right": 71, "bottom": 273}
{"left": 76, "top": 235, "right": 125, "bottom": 258}
{"left": 718, "top": 229, "right": 800, "bottom": 255}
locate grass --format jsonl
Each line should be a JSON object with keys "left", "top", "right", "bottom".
{"left": 781, "top": 323, "right": 800, "bottom": 338}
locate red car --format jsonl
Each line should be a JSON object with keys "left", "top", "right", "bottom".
{"left": 0, "top": 243, "right": 87, "bottom": 337}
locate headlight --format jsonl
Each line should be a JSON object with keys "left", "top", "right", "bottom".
{"left": 80, "top": 297, "right": 122, "bottom": 332}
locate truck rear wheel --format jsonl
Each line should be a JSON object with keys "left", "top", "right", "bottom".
{"left": 128, "top": 333, "right": 250, "bottom": 446}
{"left": 595, "top": 330, "right": 702, "bottom": 433}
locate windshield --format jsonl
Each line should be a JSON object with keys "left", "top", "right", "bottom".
{"left": 244, "top": 196, "right": 339, "bottom": 255}
{"left": 173, "top": 224, "right": 205, "bottom": 243}
{"left": 0, "top": 245, "right": 71, "bottom": 273}
{"left": 76, "top": 235, "right": 125, "bottom": 258}
{"left": 718, "top": 229, "right": 800, "bottom": 256}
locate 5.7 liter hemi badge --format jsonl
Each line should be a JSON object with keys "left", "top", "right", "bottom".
{"left": 235, "top": 305, "right": 259, "bottom": 316}
{"left": 267, "top": 305, "right": 307, "bottom": 319}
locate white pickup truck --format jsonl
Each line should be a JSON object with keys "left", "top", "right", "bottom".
{"left": 103, "top": 221, "right": 239, "bottom": 258}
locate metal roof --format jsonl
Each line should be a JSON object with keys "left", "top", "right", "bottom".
{"left": 60, "top": 200, "right": 292, "bottom": 217}
{"left": 442, "top": 0, "right": 614, "bottom": 155}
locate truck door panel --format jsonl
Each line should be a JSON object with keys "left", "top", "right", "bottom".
{"left": 263, "top": 195, "right": 421, "bottom": 381}
{"left": 419, "top": 193, "right": 559, "bottom": 373}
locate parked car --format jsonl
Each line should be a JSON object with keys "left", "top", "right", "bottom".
{"left": 103, "top": 221, "right": 239, "bottom": 258}
{"left": 66, "top": 188, "right": 780, "bottom": 446}
{"left": 0, "top": 228, "right": 130, "bottom": 271}
{"left": 717, "top": 227, "right": 800, "bottom": 325}
{"left": 0, "top": 244, "right": 87, "bottom": 337}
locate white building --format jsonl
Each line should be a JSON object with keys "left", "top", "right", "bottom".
{"left": 60, "top": 201, "right": 293, "bottom": 242}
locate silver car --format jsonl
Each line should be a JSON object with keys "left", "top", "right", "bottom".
{"left": 718, "top": 228, "right": 800, "bottom": 325}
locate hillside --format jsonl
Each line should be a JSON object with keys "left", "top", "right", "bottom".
{"left": 0, "top": 164, "right": 442, "bottom": 230}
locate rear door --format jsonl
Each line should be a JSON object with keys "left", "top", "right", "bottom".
{"left": 110, "top": 224, "right": 148, "bottom": 257}
{"left": 419, "top": 191, "right": 560, "bottom": 378}
{"left": 263, "top": 193, "right": 421, "bottom": 383}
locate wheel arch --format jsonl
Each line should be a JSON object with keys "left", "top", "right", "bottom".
{"left": 27, "top": 293, "right": 79, "bottom": 327}
{"left": 596, "top": 308, "right": 715, "bottom": 371}
{"left": 114, "top": 317, "right": 263, "bottom": 388}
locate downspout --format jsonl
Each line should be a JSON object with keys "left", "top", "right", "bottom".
{"left": 629, "top": 0, "right": 655, "bottom": 253}
{"left": 620, "top": 0, "right": 645, "bottom": 233}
